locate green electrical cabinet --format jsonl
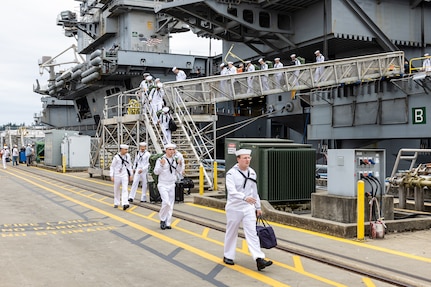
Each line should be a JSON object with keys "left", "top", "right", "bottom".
{"left": 225, "top": 138, "right": 316, "bottom": 202}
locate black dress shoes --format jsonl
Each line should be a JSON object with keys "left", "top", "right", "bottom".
{"left": 165, "top": 226, "right": 172, "bottom": 229}
{"left": 256, "top": 258, "right": 273, "bottom": 271}
{"left": 160, "top": 221, "right": 166, "bottom": 230}
{"left": 223, "top": 257, "right": 234, "bottom": 265}
{"left": 123, "top": 204, "right": 129, "bottom": 210}
{"left": 128, "top": 198, "right": 133, "bottom": 203}
{"left": 113, "top": 205, "right": 118, "bottom": 208}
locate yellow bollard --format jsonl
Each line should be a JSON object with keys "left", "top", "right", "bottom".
{"left": 357, "top": 180, "right": 365, "bottom": 241}
{"left": 213, "top": 161, "right": 218, "bottom": 191}
{"left": 62, "top": 155, "right": 66, "bottom": 173}
{"left": 199, "top": 164, "right": 204, "bottom": 195}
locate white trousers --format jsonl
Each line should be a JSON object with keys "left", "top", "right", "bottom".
{"left": 247, "top": 77, "right": 254, "bottom": 94}
{"left": 261, "top": 76, "right": 269, "bottom": 91}
{"left": 129, "top": 171, "right": 147, "bottom": 201}
{"left": 2, "top": 157, "right": 6, "bottom": 169}
{"left": 158, "top": 181, "right": 175, "bottom": 226}
{"left": 224, "top": 207, "right": 265, "bottom": 261}
{"left": 113, "top": 175, "right": 129, "bottom": 206}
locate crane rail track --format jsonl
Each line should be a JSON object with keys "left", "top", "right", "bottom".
{"left": 20, "top": 167, "right": 428, "bottom": 287}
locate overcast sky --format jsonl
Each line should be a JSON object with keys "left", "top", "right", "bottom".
{"left": 0, "top": 1, "right": 221, "bottom": 127}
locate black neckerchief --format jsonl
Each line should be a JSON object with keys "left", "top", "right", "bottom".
{"left": 165, "top": 156, "right": 176, "bottom": 174}
{"left": 237, "top": 169, "right": 257, "bottom": 188}
{"left": 117, "top": 153, "right": 130, "bottom": 176}
{"left": 135, "top": 151, "right": 146, "bottom": 169}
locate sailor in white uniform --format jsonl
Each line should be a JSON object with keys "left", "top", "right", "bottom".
{"left": 273, "top": 57, "right": 284, "bottom": 88}
{"left": 149, "top": 82, "right": 165, "bottom": 124}
{"left": 258, "top": 58, "right": 269, "bottom": 91}
{"left": 423, "top": 53, "right": 431, "bottom": 72}
{"left": 159, "top": 106, "right": 172, "bottom": 145}
{"left": 110, "top": 144, "right": 133, "bottom": 210}
{"left": 245, "top": 60, "right": 255, "bottom": 94}
{"left": 1, "top": 146, "right": 10, "bottom": 169}
{"left": 314, "top": 50, "right": 325, "bottom": 83}
{"left": 154, "top": 143, "right": 184, "bottom": 230}
{"left": 223, "top": 148, "right": 273, "bottom": 271}
{"left": 129, "top": 142, "right": 150, "bottom": 203}
{"left": 172, "top": 67, "right": 187, "bottom": 81}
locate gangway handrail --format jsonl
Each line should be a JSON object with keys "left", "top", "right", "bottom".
{"left": 161, "top": 51, "right": 404, "bottom": 107}
{"left": 166, "top": 88, "right": 214, "bottom": 187}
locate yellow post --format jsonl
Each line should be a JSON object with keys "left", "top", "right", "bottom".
{"left": 199, "top": 164, "right": 204, "bottom": 195}
{"left": 62, "top": 155, "right": 66, "bottom": 173}
{"left": 357, "top": 180, "right": 365, "bottom": 241}
{"left": 213, "top": 161, "right": 218, "bottom": 191}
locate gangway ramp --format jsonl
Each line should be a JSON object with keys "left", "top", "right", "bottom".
{"left": 162, "top": 51, "right": 404, "bottom": 106}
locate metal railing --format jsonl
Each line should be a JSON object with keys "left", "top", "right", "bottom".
{"left": 161, "top": 51, "right": 405, "bottom": 106}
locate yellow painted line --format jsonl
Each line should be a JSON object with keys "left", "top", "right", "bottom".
{"left": 241, "top": 239, "right": 249, "bottom": 253}
{"left": 5, "top": 170, "right": 291, "bottom": 287}
{"left": 128, "top": 206, "right": 138, "bottom": 212}
{"left": 147, "top": 212, "right": 157, "bottom": 219}
{"left": 202, "top": 228, "right": 210, "bottom": 238}
{"left": 292, "top": 256, "right": 304, "bottom": 272}
{"left": 171, "top": 219, "right": 180, "bottom": 227}
{"left": 362, "top": 277, "right": 376, "bottom": 287}
{"left": 97, "top": 197, "right": 108, "bottom": 203}
{"left": 186, "top": 202, "right": 225, "bottom": 214}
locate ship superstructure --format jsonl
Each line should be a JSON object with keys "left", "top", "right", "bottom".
{"left": 33, "top": 0, "right": 431, "bottom": 177}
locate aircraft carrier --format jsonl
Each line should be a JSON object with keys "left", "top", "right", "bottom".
{"left": 32, "top": 0, "right": 431, "bottom": 175}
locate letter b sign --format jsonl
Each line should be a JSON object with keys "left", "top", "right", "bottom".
{"left": 412, "top": 107, "right": 426, "bottom": 124}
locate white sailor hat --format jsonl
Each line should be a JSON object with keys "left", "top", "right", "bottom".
{"left": 162, "top": 106, "right": 169, "bottom": 113}
{"left": 235, "top": 149, "right": 251, "bottom": 156}
{"left": 172, "top": 67, "right": 177, "bottom": 72}
{"left": 314, "top": 50, "right": 320, "bottom": 54}
{"left": 227, "top": 61, "right": 233, "bottom": 65}
{"left": 157, "top": 82, "right": 163, "bottom": 88}
{"left": 219, "top": 63, "right": 225, "bottom": 67}
{"left": 245, "top": 60, "right": 251, "bottom": 64}
{"left": 274, "top": 57, "right": 280, "bottom": 61}
{"left": 425, "top": 53, "right": 430, "bottom": 57}
{"left": 143, "top": 72, "right": 150, "bottom": 77}
{"left": 4, "top": 146, "right": 8, "bottom": 149}
{"left": 290, "top": 54, "right": 296, "bottom": 58}
{"left": 139, "top": 142, "right": 147, "bottom": 147}
{"left": 258, "top": 58, "right": 264, "bottom": 62}
{"left": 155, "top": 78, "right": 160, "bottom": 82}
{"left": 164, "top": 143, "right": 177, "bottom": 150}
{"left": 145, "top": 75, "right": 153, "bottom": 81}
{"left": 119, "top": 144, "right": 129, "bottom": 149}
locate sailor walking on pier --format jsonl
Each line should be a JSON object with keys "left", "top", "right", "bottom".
{"left": 129, "top": 142, "right": 150, "bottom": 203}
{"left": 223, "top": 148, "right": 273, "bottom": 271}
{"left": 110, "top": 144, "right": 133, "bottom": 210}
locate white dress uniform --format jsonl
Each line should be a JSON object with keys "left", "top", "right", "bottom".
{"left": 273, "top": 59, "right": 284, "bottom": 88}
{"left": 291, "top": 55, "right": 302, "bottom": 86}
{"left": 423, "top": 58, "right": 431, "bottom": 72}
{"left": 245, "top": 62, "right": 255, "bottom": 94}
{"left": 176, "top": 70, "right": 187, "bottom": 81}
{"left": 224, "top": 164, "right": 265, "bottom": 261}
{"left": 129, "top": 149, "right": 150, "bottom": 202}
{"left": 159, "top": 108, "right": 172, "bottom": 145}
{"left": 1, "top": 148, "right": 9, "bottom": 169}
{"left": 149, "top": 85, "right": 165, "bottom": 124}
{"left": 314, "top": 51, "right": 325, "bottom": 82}
{"left": 110, "top": 152, "right": 133, "bottom": 207}
{"left": 154, "top": 150, "right": 184, "bottom": 227}
{"left": 259, "top": 60, "right": 269, "bottom": 91}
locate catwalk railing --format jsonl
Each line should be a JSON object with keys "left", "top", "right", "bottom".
{"left": 161, "top": 51, "right": 405, "bottom": 105}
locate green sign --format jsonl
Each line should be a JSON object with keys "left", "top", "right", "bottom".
{"left": 412, "top": 107, "right": 426, "bottom": 124}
